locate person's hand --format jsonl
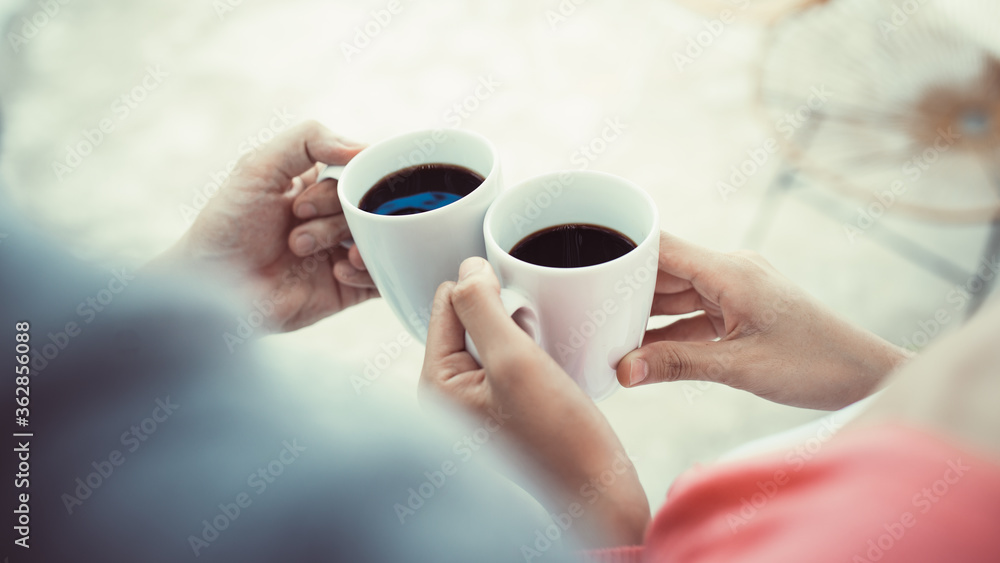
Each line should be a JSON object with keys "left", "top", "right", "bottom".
{"left": 149, "top": 121, "right": 377, "bottom": 332}
{"left": 616, "top": 232, "right": 911, "bottom": 410}
{"left": 420, "top": 257, "right": 650, "bottom": 547}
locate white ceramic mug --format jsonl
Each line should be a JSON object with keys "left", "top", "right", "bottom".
{"left": 336, "top": 129, "right": 502, "bottom": 342}
{"left": 469, "top": 170, "right": 660, "bottom": 400}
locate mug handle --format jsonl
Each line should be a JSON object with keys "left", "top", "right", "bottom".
{"left": 464, "top": 288, "right": 541, "bottom": 367}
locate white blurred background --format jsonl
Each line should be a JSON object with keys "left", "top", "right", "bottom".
{"left": 1, "top": 0, "right": 998, "bottom": 506}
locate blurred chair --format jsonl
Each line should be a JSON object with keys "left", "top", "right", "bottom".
{"left": 746, "top": 0, "right": 1000, "bottom": 317}
{"left": 670, "top": 0, "right": 829, "bottom": 25}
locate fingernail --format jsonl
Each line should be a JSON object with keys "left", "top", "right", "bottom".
{"left": 295, "top": 233, "right": 316, "bottom": 255}
{"left": 297, "top": 203, "right": 318, "bottom": 219}
{"left": 629, "top": 358, "right": 648, "bottom": 386}
{"left": 459, "top": 257, "right": 488, "bottom": 280}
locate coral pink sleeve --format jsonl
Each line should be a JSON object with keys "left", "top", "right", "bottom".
{"left": 583, "top": 424, "right": 1000, "bottom": 563}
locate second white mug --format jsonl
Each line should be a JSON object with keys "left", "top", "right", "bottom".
{"left": 471, "top": 170, "right": 660, "bottom": 400}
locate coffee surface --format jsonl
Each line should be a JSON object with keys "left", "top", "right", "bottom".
{"left": 359, "top": 163, "right": 484, "bottom": 216}
{"left": 509, "top": 223, "right": 637, "bottom": 268}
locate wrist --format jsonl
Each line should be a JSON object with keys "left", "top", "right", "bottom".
{"left": 866, "top": 339, "right": 914, "bottom": 393}
{"left": 534, "top": 442, "right": 649, "bottom": 548}
{"left": 560, "top": 452, "right": 650, "bottom": 547}
{"left": 833, "top": 325, "right": 914, "bottom": 408}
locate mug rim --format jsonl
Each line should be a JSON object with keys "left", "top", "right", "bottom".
{"left": 338, "top": 128, "right": 500, "bottom": 223}
{"left": 483, "top": 170, "right": 660, "bottom": 275}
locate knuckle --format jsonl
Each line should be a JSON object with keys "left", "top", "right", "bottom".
{"left": 450, "top": 278, "right": 490, "bottom": 312}
{"left": 432, "top": 281, "right": 456, "bottom": 311}
{"left": 301, "top": 118, "right": 323, "bottom": 131}
{"left": 435, "top": 280, "right": 456, "bottom": 298}
{"left": 234, "top": 151, "right": 258, "bottom": 175}
{"left": 726, "top": 251, "right": 770, "bottom": 282}
{"left": 326, "top": 217, "right": 351, "bottom": 242}
{"left": 650, "top": 345, "right": 692, "bottom": 382}
{"left": 291, "top": 119, "right": 323, "bottom": 139}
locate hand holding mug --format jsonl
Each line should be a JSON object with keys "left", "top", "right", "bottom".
{"left": 420, "top": 257, "right": 650, "bottom": 547}
{"left": 472, "top": 170, "right": 660, "bottom": 399}
{"left": 337, "top": 129, "right": 502, "bottom": 343}
{"left": 617, "top": 232, "right": 911, "bottom": 410}
{"left": 149, "top": 121, "right": 377, "bottom": 333}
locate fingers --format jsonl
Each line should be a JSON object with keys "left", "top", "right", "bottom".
{"left": 419, "top": 281, "right": 488, "bottom": 412}
{"left": 333, "top": 259, "right": 376, "bottom": 289}
{"left": 423, "top": 281, "right": 468, "bottom": 365}
{"left": 288, "top": 215, "right": 351, "bottom": 257}
{"left": 642, "top": 314, "right": 720, "bottom": 344}
{"left": 650, "top": 289, "right": 704, "bottom": 316}
{"left": 293, "top": 178, "right": 343, "bottom": 220}
{"left": 288, "top": 163, "right": 324, "bottom": 199}
{"left": 333, "top": 244, "right": 373, "bottom": 287}
{"left": 348, "top": 244, "right": 367, "bottom": 271}
{"left": 298, "top": 162, "right": 324, "bottom": 187}
{"left": 450, "top": 257, "right": 535, "bottom": 368}
{"left": 239, "top": 120, "right": 365, "bottom": 192}
{"left": 655, "top": 272, "right": 694, "bottom": 294}
{"left": 616, "top": 340, "right": 740, "bottom": 388}
{"left": 656, "top": 231, "right": 725, "bottom": 285}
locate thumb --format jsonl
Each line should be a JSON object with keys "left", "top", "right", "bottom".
{"left": 451, "top": 257, "right": 535, "bottom": 369}
{"left": 617, "top": 340, "right": 741, "bottom": 388}
{"left": 239, "top": 121, "right": 363, "bottom": 191}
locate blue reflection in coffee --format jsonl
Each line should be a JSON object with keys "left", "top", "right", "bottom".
{"left": 370, "top": 192, "right": 463, "bottom": 216}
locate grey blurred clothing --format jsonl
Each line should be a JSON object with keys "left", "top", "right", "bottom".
{"left": 0, "top": 200, "right": 576, "bottom": 562}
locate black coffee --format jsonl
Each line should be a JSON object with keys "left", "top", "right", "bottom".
{"left": 359, "top": 163, "right": 484, "bottom": 216}
{"left": 509, "top": 224, "right": 637, "bottom": 268}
